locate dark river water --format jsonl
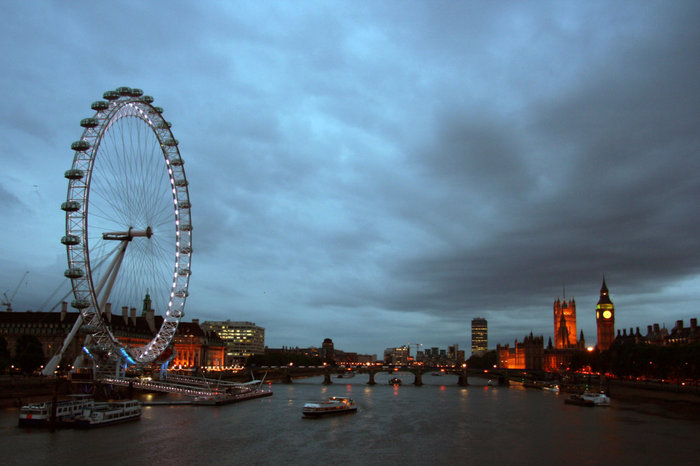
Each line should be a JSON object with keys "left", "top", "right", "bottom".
{"left": 1, "top": 372, "right": 698, "bottom": 465}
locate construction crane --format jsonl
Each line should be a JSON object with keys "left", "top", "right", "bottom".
{"left": 2, "top": 271, "right": 29, "bottom": 312}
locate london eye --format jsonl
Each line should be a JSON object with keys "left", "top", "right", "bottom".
{"left": 44, "top": 87, "right": 192, "bottom": 374}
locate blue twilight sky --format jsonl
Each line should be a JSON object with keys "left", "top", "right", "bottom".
{"left": 1, "top": 1, "right": 700, "bottom": 358}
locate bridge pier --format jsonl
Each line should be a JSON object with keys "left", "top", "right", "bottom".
{"left": 283, "top": 368, "right": 293, "bottom": 384}
{"left": 323, "top": 366, "right": 333, "bottom": 385}
{"left": 458, "top": 366, "right": 469, "bottom": 386}
{"left": 367, "top": 369, "right": 376, "bottom": 385}
{"left": 413, "top": 369, "right": 423, "bottom": 386}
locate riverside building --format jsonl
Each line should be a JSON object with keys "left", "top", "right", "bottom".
{"left": 201, "top": 320, "right": 265, "bottom": 365}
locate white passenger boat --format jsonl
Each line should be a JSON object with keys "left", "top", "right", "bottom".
{"left": 302, "top": 396, "right": 357, "bottom": 418}
{"left": 18, "top": 395, "right": 94, "bottom": 428}
{"left": 74, "top": 400, "right": 142, "bottom": 428}
{"left": 581, "top": 391, "right": 610, "bottom": 406}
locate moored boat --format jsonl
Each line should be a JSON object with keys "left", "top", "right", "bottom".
{"left": 18, "top": 395, "right": 94, "bottom": 428}
{"left": 581, "top": 391, "right": 610, "bottom": 406}
{"left": 389, "top": 377, "right": 402, "bottom": 385}
{"left": 302, "top": 396, "right": 357, "bottom": 418}
{"left": 73, "top": 400, "right": 141, "bottom": 428}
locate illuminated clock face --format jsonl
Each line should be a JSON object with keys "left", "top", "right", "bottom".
{"left": 603, "top": 310, "right": 612, "bottom": 319}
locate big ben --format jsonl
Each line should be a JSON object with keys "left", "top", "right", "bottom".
{"left": 596, "top": 276, "right": 615, "bottom": 351}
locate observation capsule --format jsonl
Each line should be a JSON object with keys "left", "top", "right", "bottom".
{"left": 71, "top": 299, "right": 91, "bottom": 309}
{"left": 79, "top": 324, "right": 99, "bottom": 334}
{"left": 169, "top": 309, "right": 184, "bottom": 318}
{"left": 129, "top": 88, "right": 143, "bottom": 97}
{"left": 61, "top": 235, "right": 81, "bottom": 246}
{"left": 64, "top": 169, "right": 85, "bottom": 180}
{"left": 152, "top": 106, "right": 164, "bottom": 114}
{"left": 178, "top": 268, "right": 191, "bottom": 276}
{"left": 169, "top": 156, "right": 183, "bottom": 166}
{"left": 178, "top": 200, "right": 191, "bottom": 209}
{"left": 174, "top": 179, "right": 188, "bottom": 187}
{"left": 61, "top": 200, "right": 81, "bottom": 212}
{"left": 155, "top": 120, "right": 172, "bottom": 129}
{"left": 71, "top": 140, "right": 91, "bottom": 151}
{"left": 179, "top": 246, "right": 192, "bottom": 254}
{"left": 103, "top": 90, "right": 120, "bottom": 100}
{"left": 116, "top": 86, "right": 132, "bottom": 96}
{"left": 141, "top": 95, "right": 154, "bottom": 104}
{"left": 179, "top": 224, "right": 192, "bottom": 232}
{"left": 162, "top": 138, "right": 178, "bottom": 146}
{"left": 91, "top": 100, "right": 109, "bottom": 111}
{"left": 174, "top": 289, "right": 189, "bottom": 298}
{"left": 80, "top": 117, "right": 99, "bottom": 128}
{"left": 64, "top": 267, "right": 84, "bottom": 279}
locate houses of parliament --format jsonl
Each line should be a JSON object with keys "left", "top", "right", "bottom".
{"left": 496, "top": 277, "right": 698, "bottom": 371}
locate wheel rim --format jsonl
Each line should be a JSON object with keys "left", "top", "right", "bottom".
{"left": 63, "top": 87, "right": 192, "bottom": 365}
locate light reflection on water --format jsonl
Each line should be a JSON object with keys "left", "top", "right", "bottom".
{"left": 1, "top": 373, "right": 699, "bottom": 465}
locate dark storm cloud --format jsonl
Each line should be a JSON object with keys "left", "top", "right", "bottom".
{"left": 350, "top": 2, "right": 700, "bottom": 329}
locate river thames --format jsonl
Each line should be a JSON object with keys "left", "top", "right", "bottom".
{"left": 1, "top": 372, "right": 698, "bottom": 465}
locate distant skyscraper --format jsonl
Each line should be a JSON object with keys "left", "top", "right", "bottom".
{"left": 471, "top": 317, "right": 488, "bottom": 355}
{"left": 553, "top": 292, "right": 577, "bottom": 349}
{"left": 596, "top": 277, "right": 615, "bottom": 351}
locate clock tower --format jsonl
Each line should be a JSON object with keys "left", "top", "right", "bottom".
{"left": 596, "top": 276, "right": 615, "bottom": 351}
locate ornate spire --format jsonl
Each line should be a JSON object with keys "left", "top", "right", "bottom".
{"left": 141, "top": 291, "right": 152, "bottom": 316}
{"left": 597, "top": 275, "right": 612, "bottom": 305}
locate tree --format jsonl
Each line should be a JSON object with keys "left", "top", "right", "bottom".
{"left": 466, "top": 350, "right": 497, "bottom": 369}
{"left": 13, "top": 334, "right": 44, "bottom": 375}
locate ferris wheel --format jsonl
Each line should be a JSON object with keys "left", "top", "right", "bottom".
{"left": 47, "top": 87, "right": 192, "bottom": 372}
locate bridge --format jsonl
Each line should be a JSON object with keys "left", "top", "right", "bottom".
{"left": 250, "top": 365, "right": 517, "bottom": 386}
{"left": 71, "top": 366, "right": 521, "bottom": 400}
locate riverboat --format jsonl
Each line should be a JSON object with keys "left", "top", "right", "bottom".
{"left": 302, "top": 396, "right": 357, "bottom": 418}
{"left": 73, "top": 400, "right": 141, "bottom": 428}
{"left": 18, "top": 395, "right": 94, "bottom": 428}
{"left": 581, "top": 391, "right": 610, "bottom": 406}
{"left": 389, "top": 377, "right": 402, "bottom": 385}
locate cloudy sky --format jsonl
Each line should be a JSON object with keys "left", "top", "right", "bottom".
{"left": 1, "top": 1, "right": 699, "bottom": 358}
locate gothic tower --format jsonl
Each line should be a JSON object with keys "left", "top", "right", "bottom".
{"left": 553, "top": 294, "right": 577, "bottom": 349}
{"left": 141, "top": 291, "right": 152, "bottom": 317}
{"left": 596, "top": 276, "right": 615, "bottom": 351}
